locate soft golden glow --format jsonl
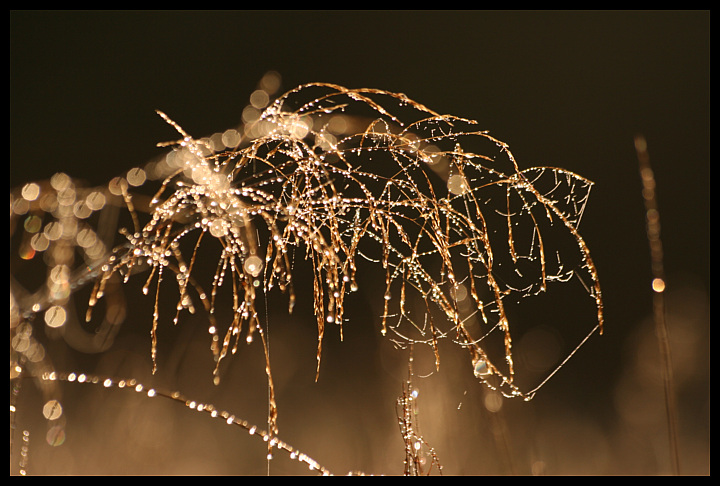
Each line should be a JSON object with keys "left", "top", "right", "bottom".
{"left": 21, "top": 182, "right": 40, "bottom": 201}
{"left": 44, "top": 305, "right": 66, "bottom": 328}
{"left": 42, "top": 400, "right": 63, "bottom": 420}
{"left": 127, "top": 167, "right": 146, "bottom": 187}
{"left": 652, "top": 277, "right": 666, "bottom": 293}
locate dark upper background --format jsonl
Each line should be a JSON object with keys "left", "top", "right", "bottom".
{"left": 10, "top": 10, "right": 709, "bottom": 475}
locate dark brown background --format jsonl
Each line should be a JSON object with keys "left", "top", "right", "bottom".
{"left": 10, "top": 10, "right": 709, "bottom": 475}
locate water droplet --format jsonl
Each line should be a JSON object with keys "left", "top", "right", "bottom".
{"left": 473, "top": 358, "right": 491, "bottom": 378}
{"left": 652, "top": 277, "right": 665, "bottom": 293}
{"left": 244, "top": 255, "right": 263, "bottom": 277}
{"left": 447, "top": 174, "right": 469, "bottom": 195}
{"left": 42, "top": 400, "right": 63, "bottom": 421}
{"left": 46, "top": 424, "right": 65, "bottom": 447}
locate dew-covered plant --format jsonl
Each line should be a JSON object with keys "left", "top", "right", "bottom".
{"left": 10, "top": 75, "right": 603, "bottom": 475}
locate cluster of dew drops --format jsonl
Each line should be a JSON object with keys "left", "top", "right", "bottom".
{"left": 10, "top": 73, "right": 603, "bottom": 474}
